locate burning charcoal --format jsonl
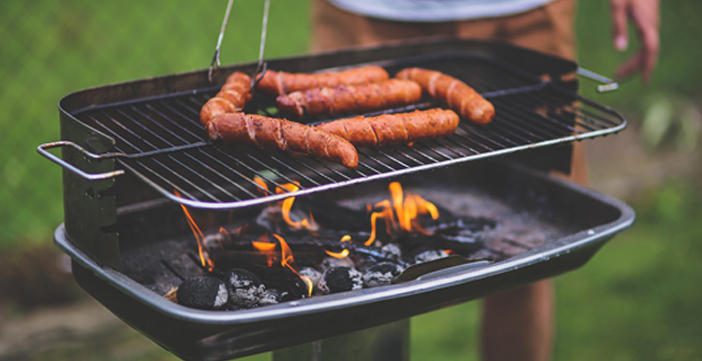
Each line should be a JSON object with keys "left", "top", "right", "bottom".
{"left": 381, "top": 243, "right": 402, "bottom": 260}
{"left": 318, "top": 267, "right": 363, "bottom": 294}
{"left": 299, "top": 267, "right": 322, "bottom": 287}
{"left": 258, "top": 289, "right": 282, "bottom": 306}
{"left": 409, "top": 247, "right": 449, "bottom": 264}
{"left": 362, "top": 262, "right": 404, "bottom": 288}
{"left": 297, "top": 197, "right": 371, "bottom": 232}
{"left": 320, "top": 256, "right": 355, "bottom": 271}
{"left": 177, "top": 277, "right": 228, "bottom": 310}
{"left": 224, "top": 268, "right": 266, "bottom": 309}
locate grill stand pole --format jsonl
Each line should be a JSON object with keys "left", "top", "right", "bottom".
{"left": 272, "top": 319, "right": 410, "bottom": 361}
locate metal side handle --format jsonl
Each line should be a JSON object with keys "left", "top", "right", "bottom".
{"left": 37, "top": 141, "right": 125, "bottom": 180}
{"left": 576, "top": 67, "right": 619, "bottom": 93}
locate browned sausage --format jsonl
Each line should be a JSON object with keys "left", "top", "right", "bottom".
{"left": 207, "top": 113, "right": 359, "bottom": 169}
{"left": 395, "top": 68, "right": 495, "bottom": 125}
{"left": 276, "top": 79, "right": 422, "bottom": 118}
{"left": 256, "top": 65, "right": 390, "bottom": 96}
{"left": 200, "top": 72, "right": 253, "bottom": 126}
{"left": 315, "top": 108, "right": 459, "bottom": 147}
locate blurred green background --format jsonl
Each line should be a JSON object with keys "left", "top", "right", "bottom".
{"left": 1, "top": 1, "right": 701, "bottom": 360}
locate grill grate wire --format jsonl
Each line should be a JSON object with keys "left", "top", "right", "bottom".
{"left": 71, "top": 54, "right": 625, "bottom": 209}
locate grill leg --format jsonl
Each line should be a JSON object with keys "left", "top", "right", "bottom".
{"left": 272, "top": 319, "right": 409, "bottom": 361}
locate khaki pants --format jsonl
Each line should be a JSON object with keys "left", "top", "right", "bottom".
{"left": 311, "top": 0, "right": 588, "bottom": 185}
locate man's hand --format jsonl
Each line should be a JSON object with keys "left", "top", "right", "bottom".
{"left": 610, "top": 0, "right": 660, "bottom": 82}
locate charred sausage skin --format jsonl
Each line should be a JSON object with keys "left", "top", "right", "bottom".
{"left": 200, "top": 72, "right": 253, "bottom": 126}
{"left": 395, "top": 68, "right": 494, "bottom": 125}
{"left": 256, "top": 65, "right": 389, "bottom": 96}
{"left": 276, "top": 79, "right": 422, "bottom": 118}
{"left": 207, "top": 113, "right": 359, "bottom": 169}
{"left": 315, "top": 108, "right": 459, "bottom": 147}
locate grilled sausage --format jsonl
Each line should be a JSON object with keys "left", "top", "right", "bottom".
{"left": 395, "top": 68, "right": 494, "bottom": 125}
{"left": 276, "top": 79, "right": 422, "bottom": 118}
{"left": 207, "top": 113, "right": 359, "bottom": 169}
{"left": 256, "top": 65, "right": 390, "bottom": 96}
{"left": 200, "top": 72, "right": 253, "bottom": 126}
{"left": 315, "top": 108, "right": 459, "bottom": 147}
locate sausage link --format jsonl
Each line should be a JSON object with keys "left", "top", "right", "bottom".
{"left": 276, "top": 79, "right": 422, "bottom": 118}
{"left": 200, "top": 72, "right": 253, "bottom": 126}
{"left": 256, "top": 65, "right": 389, "bottom": 96}
{"left": 207, "top": 113, "right": 359, "bottom": 169}
{"left": 395, "top": 68, "right": 495, "bottom": 125}
{"left": 316, "top": 108, "right": 459, "bottom": 147}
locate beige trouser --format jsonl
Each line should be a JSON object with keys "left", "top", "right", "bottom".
{"left": 311, "top": 0, "right": 587, "bottom": 185}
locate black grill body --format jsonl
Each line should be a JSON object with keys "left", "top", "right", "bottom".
{"left": 49, "top": 39, "right": 634, "bottom": 361}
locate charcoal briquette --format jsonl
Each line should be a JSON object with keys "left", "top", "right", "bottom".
{"left": 299, "top": 267, "right": 322, "bottom": 287}
{"left": 225, "top": 268, "right": 266, "bottom": 309}
{"left": 258, "top": 289, "right": 282, "bottom": 306}
{"left": 411, "top": 248, "right": 449, "bottom": 264}
{"left": 318, "top": 267, "right": 363, "bottom": 294}
{"left": 381, "top": 243, "right": 402, "bottom": 259}
{"left": 177, "top": 277, "right": 228, "bottom": 310}
{"left": 320, "top": 256, "right": 354, "bottom": 271}
{"left": 362, "top": 262, "right": 405, "bottom": 288}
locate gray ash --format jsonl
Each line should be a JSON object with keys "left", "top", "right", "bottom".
{"left": 409, "top": 248, "right": 449, "bottom": 264}
{"left": 225, "top": 268, "right": 266, "bottom": 309}
{"left": 258, "top": 289, "right": 282, "bottom": 306}
{"left": 320, "top": 256, "right": 355, "bottom": 271}
{"left": 362, "top": 262, "right": 404, "bottom": 287}
{"left": 177, "top": 277, "right": 228, "bottom": 310}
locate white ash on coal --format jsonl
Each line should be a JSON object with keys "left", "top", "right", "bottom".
{"left": 318, "top": 267, "right": 363, "bottom": 294}
{"left": 381, "top": 243, "right": 402, "bottom": 260}
{"left": 177, "top": 277, "right": 228, "bottom": 310}
{"left": 320, "top": 256, "right": 355, "bottom": 271}
{"left": 409, "top": 248, "right": 449, "bottom": 264}
{"left": 362, "top": 262, "right": 405, "bottom": 287}
{"left": 299, "top": 267, "right": 322, "bottom": 288}
{"left": 258, "top": 289, "right": 282, "bottom": 306}
{"left": 225, "top": 268, "right": 266, "bottom": 309}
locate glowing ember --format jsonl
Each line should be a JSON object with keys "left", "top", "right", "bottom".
{"left": 272, "top": 234, "right": 313, "bottom": 296}
{"left": 174, "top": 190, "right": 214, "bottom": 271}
{"left": 339, "top": 235, "right": 352, "bottom": 243}
{"left": 325, "top": 248, "right": 350, "bottom": 259}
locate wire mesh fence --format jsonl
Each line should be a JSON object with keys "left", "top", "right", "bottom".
{"left": 0, "top": 0, "right": 311, "bottom": 247}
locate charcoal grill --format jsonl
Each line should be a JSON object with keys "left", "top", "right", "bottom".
{"left": 40, "top": 39, "right": 634, "bottom": 361}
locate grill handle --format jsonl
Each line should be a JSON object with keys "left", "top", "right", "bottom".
{"left": 576, "top": 67, "right": 619, "bottom": 93}
{"left": 37, "top": 141, "right": 125, "bottom": 180}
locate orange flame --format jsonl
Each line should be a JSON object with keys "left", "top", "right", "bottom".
{"left": 272, "top": 234, "right": 313, "bottom": 296}
{"left": 252, "top": 233, "right": 277, "bottom": 267}
{"left": 174, "top": 190, "right": 214, "bottom": 272}
{"left": 365, "top": 200, "right": 395, "bottom": 246}
{"left": 276, "top": 182, "right": 318, "bottom": 232}
{"left": 253, "top": 176, "right": 269, "bottom": 195}
{"left": 340, "top": 235, "right": 352, "bottom": 243}
{"left": 325, "top": 248, "right": 350, "bottom": 259}
{"left": 364, "top": 182, "right": 439, "bottom": 245}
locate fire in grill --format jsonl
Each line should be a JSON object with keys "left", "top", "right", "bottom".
{"left": 41, "top": 39, "right": 634, "bottom": 361}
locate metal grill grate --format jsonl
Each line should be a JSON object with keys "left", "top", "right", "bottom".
{"left": 70, "top": 53, "right": 626, "bottom": 209}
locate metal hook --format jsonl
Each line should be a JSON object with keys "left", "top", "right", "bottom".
{"left": 208, "top": 0, "right": 235, "bottom": 83}
{"left": 249, "top": 0, "right": 271, "bottom": 92}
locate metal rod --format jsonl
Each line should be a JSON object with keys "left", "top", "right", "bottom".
{"left": 209, "top": 0, "right": 235, "bottom": 83}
